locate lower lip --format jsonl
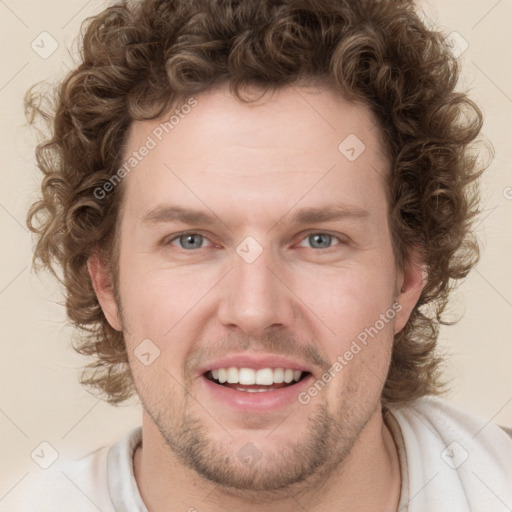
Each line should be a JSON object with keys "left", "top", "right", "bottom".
{"left": 199, "top": 374, "right": 315, "bottom": 413}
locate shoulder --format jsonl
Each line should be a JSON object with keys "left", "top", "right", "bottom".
{"left": 2, "top": 444, "right": 115, "bottom": 512}
{"left": 386, "top": 396, "right": 512, "bottom": 511}
{"left": 393, "top": 394, "right": 512, "bottom": 447}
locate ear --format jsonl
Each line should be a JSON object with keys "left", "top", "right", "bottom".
{"left": 394, "top": 246, "right": 426, "bottom": 334}
{"left": 87, "top": 251, "right": 122, "bottom": 332}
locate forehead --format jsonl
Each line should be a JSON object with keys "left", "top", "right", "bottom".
{"left": 120, "top": 84, "right": 389, "bottom": 227}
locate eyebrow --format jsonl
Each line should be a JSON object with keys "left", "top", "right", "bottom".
{"left": 140, "top": 203, "right": 370, "bottom": 228}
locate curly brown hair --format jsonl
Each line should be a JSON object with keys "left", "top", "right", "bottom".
{"left": 25, "top": 0, "right": 486, "bottom": 406}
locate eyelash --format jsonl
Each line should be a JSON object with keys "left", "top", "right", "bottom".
{"left": 162, "top": 231, "right": 347, "bottom": 252}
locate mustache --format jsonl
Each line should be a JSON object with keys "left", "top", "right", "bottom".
{"left": 185, "top": 331, "right": 330, "bottom": 373}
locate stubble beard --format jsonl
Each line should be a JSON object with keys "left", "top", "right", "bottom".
{"left": 117, "top": 297, "right": 381, "bottom": 500}
{"left": 137, "top": 382, "right": 379, "bottom": 501}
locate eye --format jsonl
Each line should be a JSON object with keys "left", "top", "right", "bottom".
{"left": 165, "top": 232, "right": 214, "bottom": 250}
{"left": 163, "top": 231, "right": 346, "bottom": 252}
{"left": 297, "top": 232, "right": 345, "bottom": 250}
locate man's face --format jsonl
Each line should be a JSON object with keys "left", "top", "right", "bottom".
{"left": 99, "top": 84, "right": 418, "bottom": 492}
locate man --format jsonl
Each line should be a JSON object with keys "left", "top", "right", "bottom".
{"left": 18, "top": 0, "right": 512, "bottom": 510}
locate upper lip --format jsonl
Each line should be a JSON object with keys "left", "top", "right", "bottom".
{"left": 197, "top": 353, "right": 314, "bottom": 376}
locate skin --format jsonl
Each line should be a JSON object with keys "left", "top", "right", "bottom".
{"left": 88, "top": 83, "right": 425, "bottom": 511}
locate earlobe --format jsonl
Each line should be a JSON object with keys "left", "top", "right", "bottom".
{"left": 394, "top": 247, "right": 426, "bottom": 334}
{"left": 87, "top": 252, "right": 122, "bottom": 332}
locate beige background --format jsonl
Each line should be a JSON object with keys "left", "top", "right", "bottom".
{"left": 1, "top": 0, "right": 511, "bottom": 501}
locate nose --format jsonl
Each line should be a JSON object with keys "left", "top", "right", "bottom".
{"left": 217, "top": 243, "right": 295, "bottom": 338}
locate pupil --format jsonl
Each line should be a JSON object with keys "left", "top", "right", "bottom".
{"left": 182, "top": 234, "right": 202, "bottom": 249}
{"left": 311, "top": 234, "right": 330, "bottom": 248}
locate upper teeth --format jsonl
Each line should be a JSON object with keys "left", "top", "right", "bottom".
{"left": 211, "top": 367, "right": 303, "bottom": 385}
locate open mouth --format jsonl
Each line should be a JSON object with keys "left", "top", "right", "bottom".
{"left": 204, "top": 367, "right": 310, "bottom": 392}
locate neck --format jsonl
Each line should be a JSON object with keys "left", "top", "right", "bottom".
{"left": 133, "top": 406, "right": 402, "bottom": 512}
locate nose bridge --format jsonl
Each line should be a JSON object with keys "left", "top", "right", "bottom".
{"left": 217, "top": 238, "right": 292, "bottom": 335}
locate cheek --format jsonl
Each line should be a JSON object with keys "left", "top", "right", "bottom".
{"left": 293, "top": 259, "right": 398, "bottom": 396}
{"left": 118, "top": 259, "right": 222, "bottom": 383}
{"left": 297, "top": 261, "right": 397, "bottom": 341}
{"left": 118, "top": 246, "right": 210, "bottom": 334}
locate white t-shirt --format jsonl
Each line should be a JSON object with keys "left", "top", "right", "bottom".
{"left": 3, "top": 396, "right": 512, "bottom": 511}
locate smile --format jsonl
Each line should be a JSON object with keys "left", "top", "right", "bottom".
{"left": 205, "top": 367, "right": 309, "bottom": 392}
